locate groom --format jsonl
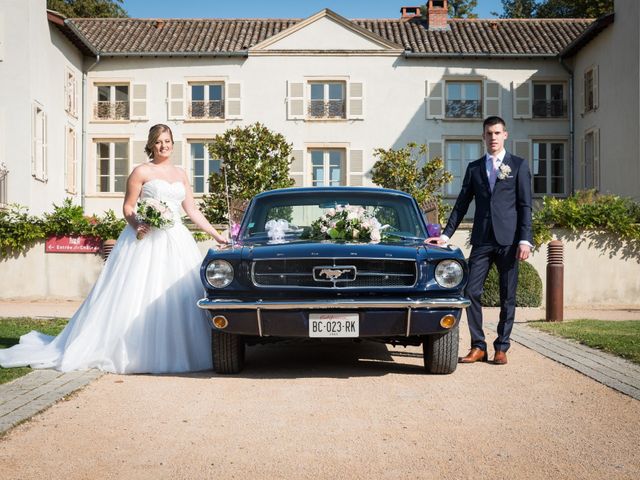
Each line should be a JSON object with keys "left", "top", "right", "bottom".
{"left": 426, "top": 116, "right": 533, "bottom": 365}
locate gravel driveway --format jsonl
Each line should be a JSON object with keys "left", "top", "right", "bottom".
{"left": 1, "top": 326, "right": 639, "bottom": 479}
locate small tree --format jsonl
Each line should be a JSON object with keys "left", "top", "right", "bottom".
{"left": 47, "top": 0, "right": 128, "bottom": 18}
{"left": 371, "top": 143, "right": 453, "bottom": 224}
{"left": 200, "top": 123, "right": 295, "bottom": 224}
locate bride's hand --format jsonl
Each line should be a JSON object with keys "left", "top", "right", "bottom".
{"left": 136, "top": 223, "right": 150, "bottom": 240}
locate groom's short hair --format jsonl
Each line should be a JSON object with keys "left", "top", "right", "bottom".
{"left": 483, "top": 116, "right": 506, "bottom": 130}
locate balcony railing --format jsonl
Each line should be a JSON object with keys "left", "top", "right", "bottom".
{"left": 445, "top": 100, "right": 482, "bottom": 119}
{"left": 189, "top": 101, "right": 224, "bottom": 119}
{"left": 308, "top": 100, "right": 346, "bottom": 118}
{"left": 533, "top": 99, "right": 567, "bottom": 118}
{"left": 94, "top": 101, "right": 130, "bottom": 120}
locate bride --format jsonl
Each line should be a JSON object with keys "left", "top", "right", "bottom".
{"left": 0, "top": 124, "right": 227, "bottom": 374}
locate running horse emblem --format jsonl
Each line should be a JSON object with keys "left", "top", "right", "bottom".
{"left": 318, "top": 268, "right": 351, "bottom": 280}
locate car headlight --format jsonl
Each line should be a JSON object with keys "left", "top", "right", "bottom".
{"left": 205, "top": 260, "right": 234, "bottom": 288}
{"left": 435, "top": 260, "right": 464, "bottom": 288}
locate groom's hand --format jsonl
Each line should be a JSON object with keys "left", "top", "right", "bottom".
{"left": 517, "top": 244, "right": 531, "bottom": 261}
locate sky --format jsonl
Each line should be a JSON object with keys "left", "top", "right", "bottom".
{"left": 122, "top": 0, "right": 505, "bottom": 19}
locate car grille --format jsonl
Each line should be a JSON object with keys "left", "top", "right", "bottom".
{"left": 252, "top": 258, "right": 417, "bottom": 289}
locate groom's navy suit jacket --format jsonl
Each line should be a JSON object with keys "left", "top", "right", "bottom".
{"left": 443, "top": 152, "right": 532, "bottom": 246}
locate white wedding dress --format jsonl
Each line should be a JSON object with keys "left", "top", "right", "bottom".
{"left": 0, "top": 179, "right": 213, "bottom": 374}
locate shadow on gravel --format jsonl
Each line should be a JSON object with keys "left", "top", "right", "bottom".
{"left": 169, "top": 341, "right": 429, "bottom": 379}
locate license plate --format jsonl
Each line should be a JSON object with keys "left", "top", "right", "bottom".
{"left": 309, "top": 313, "right": 359, "bottom": 338}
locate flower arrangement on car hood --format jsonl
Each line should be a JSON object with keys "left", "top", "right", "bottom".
{"left": 307, "top": 205, "right": 386, "bottom": 242}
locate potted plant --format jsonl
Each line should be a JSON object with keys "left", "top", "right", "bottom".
{"left": 42, "top": 198, "right": 101, "bottom": 254}
{"left": 93, "top": 210, "right": 126, "bottom": 261}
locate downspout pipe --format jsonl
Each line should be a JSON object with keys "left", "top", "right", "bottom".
{"left": 559, "top": 57, "right": 575, "bottom": 195}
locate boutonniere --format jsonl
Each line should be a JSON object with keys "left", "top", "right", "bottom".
{"left": 497, "top": 163, "right": 512, "bottom": 180}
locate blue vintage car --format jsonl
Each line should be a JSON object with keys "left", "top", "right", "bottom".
{"left": 198, "top": 187, "right": 469, "bottom": 374}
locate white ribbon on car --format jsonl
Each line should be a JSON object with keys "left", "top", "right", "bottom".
{"left": 265, "top": 219, "right": 289, "bottom": 243}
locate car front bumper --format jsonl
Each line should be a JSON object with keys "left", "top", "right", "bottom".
{"left": 197, "top": 297, "right": 470, "bottom": 337}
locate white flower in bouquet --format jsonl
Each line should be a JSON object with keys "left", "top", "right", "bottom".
{"left": 136, "top": 198, "right": 175, "bottom": 240}
{"left": 306, "top": 204, "right": 387, "bottom": 243}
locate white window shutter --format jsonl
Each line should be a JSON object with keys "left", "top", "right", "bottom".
{"left": 593, "top": 128, "right": 600, "bottom": 189}
{"left": 348, "top": 82, "right": 364, "bottom": 120}
{"left": 513, "top": 140, "right": 532, "bottom": 167}
{"left": 132, "top": 140, "right": 148, "bottom": 166}
{"left": 226, "top": 82, "right": 242, "bottom": 119}
{"left": 130, "top": 83, "right": 148, "bottom": 120}
{"left": 31, "top": 107, "right": 36, "bottom": 176}
{"left": 484, "top": 80, "right": 501, "bottom": 117}
{"left": 290, "top": 149, "right": 304, "bottom": 173}
{"left": 425, "top": 80, "right": 445, "bottom": 119}
{"left": 593, "top": 65, "right": 599, "bottom": 110}
{"left": 428, "top": 141, "right": 443, "bottom": 162}
{"left": 167, "top": 82, "right": 185, "bottom": 120}
{"left": 349, "top": 149, "right": 364, "bottom": 186}
{"left": 512, "top": 81, "right": 532, "bottom": 119}
{"left": 287, "top": 81, "right": 305, "bottom": 120}
{"left": 42, "top": 112, "right": 48, "bottom": 181}
{"left": 172, "top": 141, "right": 183, "bottom": 167}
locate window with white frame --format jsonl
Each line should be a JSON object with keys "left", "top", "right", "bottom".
{"left": 94, "top": 84, "right": 129, "bottom": 120}
{"left": 532, "top": 141, "right": 566, "bottom": 195}
{"left": 310, "top": 149, "right": 345, "bottom": 186}
{"left": 584, "top": 67, "right": 597, "bottom": 112}
{"left": 96, "top": 140, "right": 129, "bottom": 193}
{"left": 189, "top": 83, "right": 224, "bottom": 119}
{"left": 446, "top": 82, "right": 482, "bottom": 118}
{"left": 65, "top": 126, "right": 77, "bottom": 194}
{"left": 444, "top": 140, "right": 482, "bottom": 195}
{"left": 65, "top": 69, "right": 77, "bottom": 117}
{"left": 309, "top": 82, "right": 346, "bottom": 119}
{"left": 533, "top": 82, "right": 566, "bottom": 118}
{"left": 189, "top": 141, "right": 221, "bottom": 194}
{"left": 32, "top": 103, "right": 47, "bottom": 181}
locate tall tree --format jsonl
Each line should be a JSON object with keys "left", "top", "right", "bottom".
{"left": 536, "top": 0, "right": 613, "bottom": 18}
{"left": 496, "top": 0, "right": 538, "bottom": 18}
{"left": 47, "top": 0, "right": 128, "bottom": 18}
{"left": 448, "top": 0, "right": 478, "bottom": 18}
{"left": 497, "top": 0, "right": 613, "bottom": 19}
{"left": 419, "top": 1, "right": 478, "bottom": 19}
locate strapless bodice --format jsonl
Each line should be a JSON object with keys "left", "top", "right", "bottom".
{"left": 140, "top": 179, "right": 185, "bottom": 222}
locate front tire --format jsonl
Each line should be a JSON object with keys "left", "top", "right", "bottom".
{"left": 423, "top": 325, "right": 459, "bottom": 374}
{"left": 212, "top": 331, "right": 245, "bottom": 374}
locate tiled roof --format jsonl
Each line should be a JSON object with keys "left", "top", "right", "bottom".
{"left": 67, "top": 17, "right": 594, "bottom": 57}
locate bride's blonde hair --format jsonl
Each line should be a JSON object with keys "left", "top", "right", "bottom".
{"left": 144, "top": 124, "right": 174, "bottom": 159}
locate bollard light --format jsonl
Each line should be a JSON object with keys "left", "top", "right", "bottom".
{"left": 546, "top": 240, "right": 564, "bottom": 322}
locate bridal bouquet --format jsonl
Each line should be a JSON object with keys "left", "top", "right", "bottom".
{"left": 307, "top": 205, "right": 385, "bottom": 243}
{"left": 136, "top": 198, "right": 174, "bottom": 239}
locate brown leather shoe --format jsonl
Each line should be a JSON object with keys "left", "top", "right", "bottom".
{"left": 493, "top": 350, "right": 508, "bottom": 365}
{"left": 459, "top": 348, "right": 488, "bottom": 363}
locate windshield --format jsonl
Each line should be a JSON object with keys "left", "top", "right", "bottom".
{"left": 241, "top": 191, "right": 427, "bottom": 241}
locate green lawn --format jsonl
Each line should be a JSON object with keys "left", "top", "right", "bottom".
{"left": 0, "top": 317, "right": 68, "bottom": 385}
{"left": 530, "top": 319, "right": 640, "bottom": 364}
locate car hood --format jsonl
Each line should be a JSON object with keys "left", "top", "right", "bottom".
{"left": 226, "top": 238, "right": 446, "bottom": 261}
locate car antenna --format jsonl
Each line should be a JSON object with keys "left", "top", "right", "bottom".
{"left": 222, "top": 163, "right": 235, "bottom": 247}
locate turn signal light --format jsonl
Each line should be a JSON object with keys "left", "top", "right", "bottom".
{"left": 212, "top": 315, "right": 229, "bottom": 329}
{"left": 440, "top": 314, "right": 456, "bottom": 329}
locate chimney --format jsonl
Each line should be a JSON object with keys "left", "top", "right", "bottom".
{"left": 400, "top": 6, "right": 421, "bottom": 20}
{"left": 426, "top": 0, "right": 449, "bottom": 30}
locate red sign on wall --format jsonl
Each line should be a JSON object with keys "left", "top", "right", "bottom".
{"left": 45, "top": 236, "right": 102, "bottom": 253}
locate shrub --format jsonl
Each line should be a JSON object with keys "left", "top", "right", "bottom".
{"left": 0, "top": 205, "right": 45, "bottom": 257}
{"left": 42, "top": 198, "right": 93, "bottom": 237}
{"left": 481, "top": 261, "right": 542, "bottom": 307}
{"left": 92, "top": 210, "right": 127, "bottom": 240}
{"left": 533, "top": 190, "right": 640, "bottom": 248}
